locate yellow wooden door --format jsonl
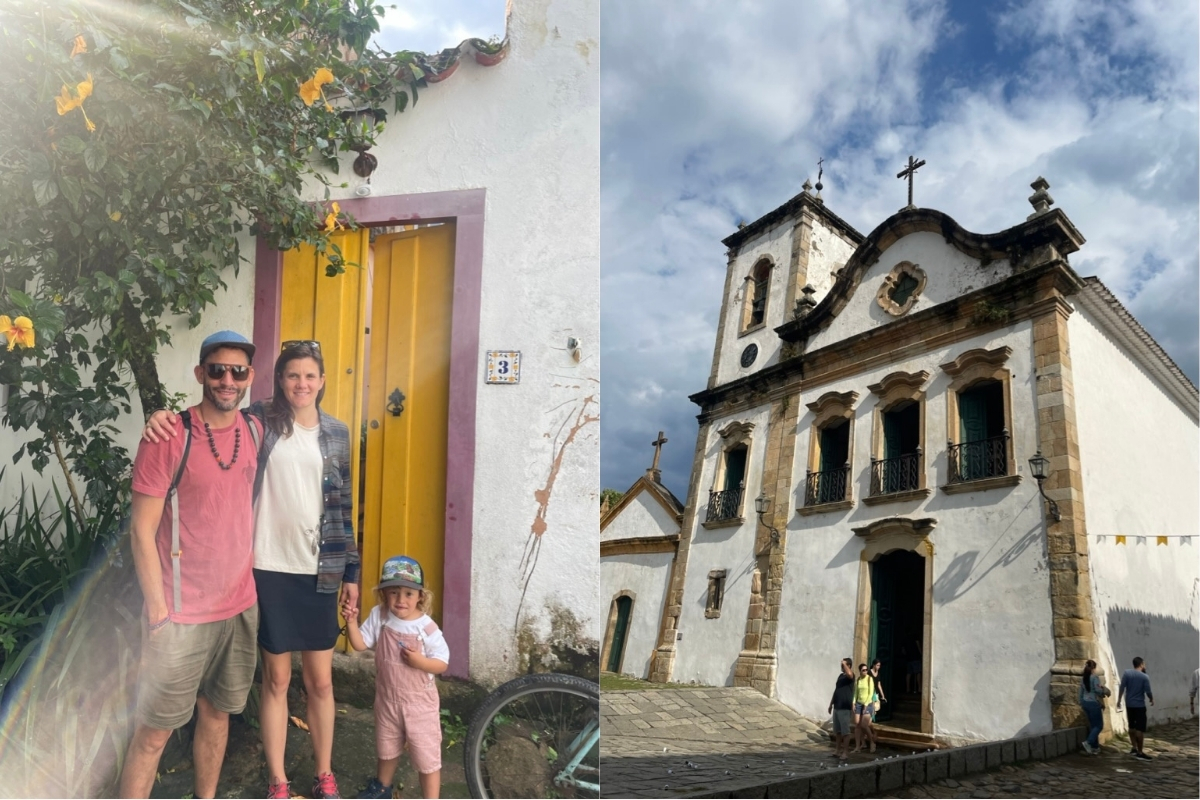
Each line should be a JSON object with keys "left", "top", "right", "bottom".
{"left": 279, "top": 228, "right": 370, "bottom": 559}
{"left": 361, "top": 225, "right": 455, "bottom": 622}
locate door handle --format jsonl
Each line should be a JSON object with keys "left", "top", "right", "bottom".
{"left": 387, "top": 388, "right": 406, "bottom": 417}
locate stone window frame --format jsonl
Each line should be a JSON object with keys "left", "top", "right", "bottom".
{"left": 875, "top": 260, "right": 928, "bottom": 317}
{"left": 864, "top": 371, "right": 932, "bottom": 505}
{"left": 940, "top": 346, "right": 1021, "bottom": 494}
{"left": 705, "top": 569, "right": 727, "bottom": 619}
{"left": 600, "top": 589, "right": 637, "bottom": 675}
{"left": 739, "top": 257, "right": 774, "bottom": 335}
{"left": 850, "top": 516, "right": 937, "bottom": 735}
{"left": 702, "top": 421, "right": 755, "bottom": 529}
{"left": 798, "top": 391, "right": 858, "bottom": 515}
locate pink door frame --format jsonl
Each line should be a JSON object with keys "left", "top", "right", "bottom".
{"left": 252, "top": 188, "right": 485, "bottom": 679}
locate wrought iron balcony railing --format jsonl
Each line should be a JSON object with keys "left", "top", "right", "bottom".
{"left": 947, "top": 431, "right": 1009, "bottom": 484}
{"left": 870, "top": 450, "right": 922, "bottom": 496}
{"left": 706, "top": 485, "right": 744, "bottom": 523}
{"left": 804, "top": 463, "right": 850, "bottom": 506}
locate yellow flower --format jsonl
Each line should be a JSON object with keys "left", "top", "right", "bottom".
{"left": 299, "top": 67, "right": 335, "bottom": 107}
{"left": 323, "top": 201, "right": 343, "bottom": 232}
{"left": 70, "top": 35, "right": 87, "bottom": 57}
{"left": 55, "top": 74, "right": 95, "bottom": 132}
{"left": 109, "top": 211, "right": 122, "bottom": 222}
{"left": 0, "top": 316, "right": 35, "bottom": 351}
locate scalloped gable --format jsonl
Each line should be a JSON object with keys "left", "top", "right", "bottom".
{"left": 776, "top": 207, "right": 1085, "bottom": 352}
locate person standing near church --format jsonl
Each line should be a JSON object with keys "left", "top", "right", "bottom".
{"left": 119, "top": 332, "right": 262, "bottom": 798}
{"left": 1116, "top": 656, "right": 1154, "bottom": 761}
{"left": 827, "top": 658, "right": 855, "bottom": 760}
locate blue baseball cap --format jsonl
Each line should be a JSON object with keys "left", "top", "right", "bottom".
{"left": 199, "top": 330, "right": 256, "bottom": 364}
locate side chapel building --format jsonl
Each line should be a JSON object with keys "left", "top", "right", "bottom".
{"left": 605, "top": 175, "right": 1199, "bottom": 744}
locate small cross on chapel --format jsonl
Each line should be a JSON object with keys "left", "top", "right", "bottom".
{"left": 647, "top": 430, "right": 668, "bottom": 483}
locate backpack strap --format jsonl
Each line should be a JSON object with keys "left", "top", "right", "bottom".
{"left": 241, "top": 408, "right": 262, "bottom": 452}
{"left": 167, "top": 409, "right": 193, "bottom": 614}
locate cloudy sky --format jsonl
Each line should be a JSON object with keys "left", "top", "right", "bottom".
{"left": 373, "top": 0, "right": 507, "bottom": 54}
{"left": 601, "top": 0, "right": 1199, "bottom": 499}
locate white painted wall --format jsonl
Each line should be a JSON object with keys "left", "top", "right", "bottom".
{"left": 600, "top": 551, "right": 674, "bottom": 679}
{"left": 805, "top": 215, "right": 858, "bottom": 301}
{"left": 601, "top": 488, "right": 678, "bottom": 543}
{"left": 808, "top": 231, "right": 1013, "bottom": 354}
{"left": 2, "top": 0, "right": 599, "bottom": 687}
{"left": 715, "top": 223, "right": 793, "bottom": 386}
{"left": 673, "top": 405, "right": 771, "bottom": 685}
{"left": 1070, "top": 303, "right": 1200, "bottom": 727}
{"left": 771, "top": 322, "right": 1061, "bottom": 742}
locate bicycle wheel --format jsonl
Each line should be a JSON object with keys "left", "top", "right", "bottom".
{"left": 464, "top": 673, "right": 600, "bottom": 799}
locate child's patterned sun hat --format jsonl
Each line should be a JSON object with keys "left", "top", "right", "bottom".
{"left": 379, "top": 555, "right": 424, "bottom": 591}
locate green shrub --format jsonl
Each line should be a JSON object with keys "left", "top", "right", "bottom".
{"left": 0, "top": 478, "right": 117, "bottom": 687}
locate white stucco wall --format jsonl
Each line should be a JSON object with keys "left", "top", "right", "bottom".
{"left": 1, "top": 0, "right": 599, "bottom": 686}
{"left": 601, "top": 488, "right": 678, "bottom": 543}
{"left": 1070, "top": 303, "right": 1200, "bottom": 727}
{"left": 804, "top": 215, "right": 858, "bottom": 301}
{"left": 770, "top": 322, "right": 1061, "bottom": 742}
{"left": 673, "top": 405, "right": 772, "bottom": 685}
{"left": 600, "top": 551, "right": 674, "bottom": 679}
{"left": 715, "top": 223, "right": 793, "bottom": 386}
{"left": 808, "top": 231, "right": 1013, "bottom": 354}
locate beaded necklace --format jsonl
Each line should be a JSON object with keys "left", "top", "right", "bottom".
{"left": 200, "top": 413, "right": 241, "bottom": 470}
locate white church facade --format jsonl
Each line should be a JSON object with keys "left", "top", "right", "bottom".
{"left": 647, "top": 176, "right": 1199, "bottom": 745}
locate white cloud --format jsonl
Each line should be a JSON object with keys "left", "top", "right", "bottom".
{"left": 374, "top": 0, "right": 505, "bottom": 54}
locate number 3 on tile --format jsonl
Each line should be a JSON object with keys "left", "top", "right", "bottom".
{"left": 486, "top": 351, "right": 521, "bottom": 384}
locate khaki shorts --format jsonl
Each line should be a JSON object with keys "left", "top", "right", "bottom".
{"left": 136, "top": 606, "right": 259, "bottom": 730}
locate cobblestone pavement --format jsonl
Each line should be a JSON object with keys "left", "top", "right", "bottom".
{"left": 879, "top": 718, "right": 1199, "bottom": 799}
{"left": 602, "top": 688, "right": 1200, "bottom": 799}
{"left": 600, "top": 688, "right": 910, "bottom": 798}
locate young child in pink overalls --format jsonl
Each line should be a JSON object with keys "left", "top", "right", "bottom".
{"left": 343, "top": 556, "right": 448, "bottom": 799}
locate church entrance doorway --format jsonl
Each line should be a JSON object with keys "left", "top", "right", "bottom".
{"left": 868, "top": 549, "right": 925, "bottom": 730}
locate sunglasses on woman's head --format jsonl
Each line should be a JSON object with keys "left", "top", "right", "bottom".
{"left": 281, "top": 339, "right": 321, "bottom": 354}
{"left": 205, "top": 363, "right": 252, "bottom": 381}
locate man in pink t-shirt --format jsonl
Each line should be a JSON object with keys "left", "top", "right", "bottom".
{"left": 119, "top": 331, "right": 262, "bottom": 800}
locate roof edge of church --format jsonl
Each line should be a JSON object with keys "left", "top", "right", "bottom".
{"left": 722, "top": 190, "right": 865, "bottom": 251}
{"left": 600, "top": 474, "right": 685, "bottom": 533}
{"left": 1076, "top": 276, "right": 1199, "bottom": 411}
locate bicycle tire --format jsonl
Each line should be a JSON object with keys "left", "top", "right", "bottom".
{"left": 463, "top": 673, "right": 600, "bottom": 799}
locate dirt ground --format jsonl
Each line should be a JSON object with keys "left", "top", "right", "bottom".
{"left": 151, "top": 660, "right": 484, "bottom": 800}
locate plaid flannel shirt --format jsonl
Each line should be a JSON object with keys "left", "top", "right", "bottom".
{"left": 250, "top": 402, "right": 360, "bottom": 592}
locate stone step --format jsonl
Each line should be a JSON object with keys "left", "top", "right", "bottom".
{"left": 871, "top": 724, "right": 943, "bottom": 751}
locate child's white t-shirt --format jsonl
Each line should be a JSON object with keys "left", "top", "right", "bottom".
{"left": 358, "top": 607, "right": 450, "bottom": 665}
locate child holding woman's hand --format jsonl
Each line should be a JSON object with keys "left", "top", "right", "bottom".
{"left": 342, "top": 556, "right": 448, "bottom": 799}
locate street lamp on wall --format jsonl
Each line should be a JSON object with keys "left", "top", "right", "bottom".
{"left": 1028, "top": 450, "right": 1062, "bottom": 522}
{"left": 754, "top": 490, "right": 782, "bottom": 552}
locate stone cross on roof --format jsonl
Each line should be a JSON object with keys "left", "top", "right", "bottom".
{"left": 647, "top": 430, "right": 668, "bottom": 482}
{"left": 896, "top": 154, "right": 926, "bottom": 210}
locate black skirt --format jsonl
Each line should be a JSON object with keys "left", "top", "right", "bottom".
{"left": 254, "top": 569, "right": 340, "bottom": 654}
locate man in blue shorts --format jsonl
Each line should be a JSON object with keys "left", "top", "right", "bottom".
{"left": 1116, "top": 656, "right": 1154, "bottom": 761}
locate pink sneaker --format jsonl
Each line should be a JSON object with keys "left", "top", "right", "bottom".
{"left": 312, "top": 772, "right": 341, "bottom": 799}
{"left": 266, "top": 780, "right": 291, "bottom": 799}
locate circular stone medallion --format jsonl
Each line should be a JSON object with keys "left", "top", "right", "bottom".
{"left": 740, "top": 343, "right": 758, "bottom": 368}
